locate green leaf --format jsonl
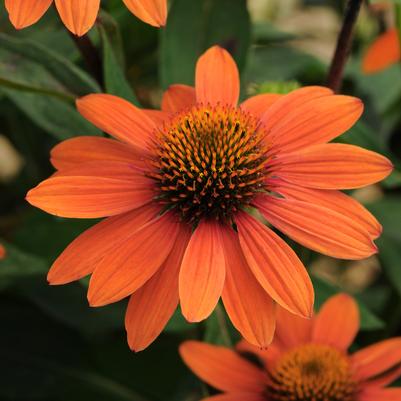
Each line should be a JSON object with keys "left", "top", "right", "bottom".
{"left": 203, "top": 303, "right": 237, "bottom": 346}
{"left": 246, "top": 45, "right": 325, "bottom": 84}
{"left": 99, "top": 25, "right": 140, "bottom": 105}
{"left": 253, "top": 22, "right": 297, "bottom": 43}
{"left": 0, "top": 35, "right": 100, "bottom": 139}
{"left": 367, "top": 197, "right": 401, "bottom": 296}
{"left": 312, "top": 275, "right": 384, "bottom": 330}
{"left": 0, "top": 32, "right": 100, "bottom": 96}
{"left": 0, "top": 242, "right": 47, "bottom": 291}
{"left": 377, "top": 236, "right": 401, "bottom": 297}
{"left": 0, "top": 301, "right": 149, "bottom": 401}
{"left": 160, "top": 0, "right": 251, "bottom": 88}
{"left": 1, "top": 87, "right": 100, "bottom": 140}
{"left": 164, "top": 307, "right": 192, "bottom": 333}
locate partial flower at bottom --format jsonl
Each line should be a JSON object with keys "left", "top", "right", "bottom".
{"left": 180, "top": 294, "right": 401, "bottom": 401}
{"left": 26, "top": 45, "right": 393, "bottom": 351}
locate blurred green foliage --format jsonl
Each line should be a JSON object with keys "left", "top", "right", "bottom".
{"left": 1, "top": 1, "right": 401, "bottom": 400}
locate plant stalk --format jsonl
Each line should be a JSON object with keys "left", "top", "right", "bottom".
{"left": 69, "top": 32, "right": 103, "bottom": 87}
{"left": 326, "top": 0, "right": 363, "bottom": 93}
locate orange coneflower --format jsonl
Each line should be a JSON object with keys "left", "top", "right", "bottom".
{"left": 26, "top": 46, "right": 392, "bottom": 351}
{"left": 181, "top": 294, "right": 401, "bottom": 401}
{"left": 5, "top": 0, "right": 167, "bottom": 36}
{"left": 363, "top": 28, "right": 401, "bottom": 73}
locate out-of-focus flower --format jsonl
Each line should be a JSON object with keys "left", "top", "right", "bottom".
{"left": 181, "top": 294, "right": 401, "bottom": 401}
{"left": 0, "top": 135, "right": 24, "bottom": 183}
{"left": 27, "top": 46, "right": 392, "bottom": 351}
{"left": 363, "top": 29, "right": 400, "bottom": 73}
{"left": 0, "top": 244, "right": 6, "bottom": 260}
{"left": 5, "top": 0, "right": 167, "bottom": 36}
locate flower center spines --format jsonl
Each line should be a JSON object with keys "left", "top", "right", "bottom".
{"left": 266, "top": 344, "right": 357, "bottom": 401}
{"left": 148, "top": 104, "right": 270, "bottom": 223}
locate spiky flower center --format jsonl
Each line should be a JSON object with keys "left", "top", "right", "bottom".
{"left": 267, "top": 344, "right": 356, "bottom": 401}
{"left": 149, "top": 104, "right": 269, "bottom": 223}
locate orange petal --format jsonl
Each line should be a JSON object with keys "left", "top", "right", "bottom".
{"left": 259, "top": 86, "right": 333, "bottom": 129}
{"left": 179, "top": 220, "right": 226, "bottom": 322}
{"left": 0, "top": 244, "right": 6, "bottom": 260}
{"left": 125, "top": 225, "right": 191, "bottom": 352}
{"left": 88, "top": 212, "right": 180, "bottom": 306}
{"left": 221, "top": 227, "right": 276, "bottom": 348}
{"left": 26, "top": 162, "right": 154, "bottom": 218}
{"left": 122, "top": 0, "right": 167, "bottom": 27}
{"left": 47, "top": 204, "right": 159, "bottom": 285}
{"left": 235, "top": 211, "right": 314, "bottom": 318}
{"left": 255, "top": 195, "right": 377, "bottom": 260}
{"left": 362, "top": 364, "right": 401, "bottom": 389}
{"left": 195, "top": 46, "right": 240, "bottom": 107}
{"left": 359, "top": 387, "right": 401, "bottom": 401}
{"left": 311, "top": 294, "right": 359, "bottom": 351}
{"left": 270, "top": 179, "right": 382, "bottom": 239}
{"left": 5, "top": 0, "right": 52, "bottom": 29}
{"left": 351, "top": 337, "right": 401, "bottom": 381}
{"left": 161, "top": 84, "right": 196, "bottom": 113}
{"left": 266, "top": 95, "right": 363, "bottom": 154}
{"left": 202, "top": 395, "right": 266, "bottom": 401}
{"left": 142, "top": 109, "right": 171, "bottom": 126}
{"left": 274, "top": 143, "right": 393, "bottom": 189}
{"left": 50, "top": 136, "right": 142, "bottom": 171}
{"left": 236, "top": 339, "right": 283, "bottom": 369}
{"left": 76, "top": 94, "right": 156, "bottom": 153}
{"left": 363, "top": 29, "right": 401, "bottom": 74}
{"left": 240, "top": 94, "right": 282, "bottom": 119}
{"left": 55, "top": 0, "right": 100, "bottom": 36}
{"left": 275, "top": 305, "right": 313, "bottom": 348}
{"left": 179, "top": 341, "right": 267, "bottom": 393}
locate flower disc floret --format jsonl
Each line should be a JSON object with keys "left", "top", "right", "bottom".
{"left": 267, "top": 344, "right": 356, "bottom": 401}
{"left": 149, "top": 104, "right": 269, "bottom": 223}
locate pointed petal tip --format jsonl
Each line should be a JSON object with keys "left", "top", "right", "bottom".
{"left": 87, "top": 291, "right": 108, "bottom": 307}
{"left": 183, "top": 314, "right": 205, "bottom": 323}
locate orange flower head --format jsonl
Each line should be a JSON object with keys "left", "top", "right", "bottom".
{"left": 362, "top": 29, "right": 401, "bottom": 73}
{"left": 268, "top": 344, "right": 355, "bottom": 401}
{"left": 26, "top": 46, "right": 393, "bottom": 352}
{"left": 180, "top": 294, "right": 401, "bottom": 401}
{"left": 5, "top": 0, "right": 167, "bottom": 36}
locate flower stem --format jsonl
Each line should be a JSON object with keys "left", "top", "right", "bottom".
{"left": 215, "top": 303, "right": 232, "bottom": 347}
{"left": 326, "top": 0, "right": 363, "bottom": 93}
{"left": 69, "top": 31, "right": 103, "bottom": 87}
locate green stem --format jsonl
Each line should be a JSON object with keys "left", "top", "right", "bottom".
{"left": 215, "top": 303, "right": 232, "bottom": 347}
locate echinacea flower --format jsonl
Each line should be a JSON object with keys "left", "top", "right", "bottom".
{"left": 362, "top": 29, "right": 400, "bottom": 73}
{"left": 5, "top": 0, "right": 167, "bottom": 36}
{"left": 26, "top": 46, "right": 392, "bottom": 351}
{"left": 180, "top": 294, "right": 401, "bottom": 401}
